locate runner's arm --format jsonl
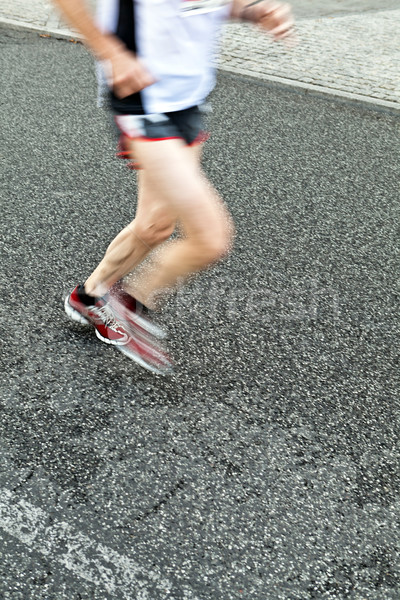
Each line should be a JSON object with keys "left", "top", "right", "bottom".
{"left": 51, "top": 0, "right": 154, "bottom": 97}
{"left": 230, "top": 0, "right": 294, "bottom": 41}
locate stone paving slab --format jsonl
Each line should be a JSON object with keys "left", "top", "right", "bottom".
{"left": 0, "top": 0, "right": 64, "bottom": 30}
{"left": 220, "top": 11, "right": 400, "bottom": 109}
{"left": 0, "top": 0, "right": 399, "bottom": 111}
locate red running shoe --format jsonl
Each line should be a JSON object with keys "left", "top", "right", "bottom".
{"left": 118, "top": 329, "right": 173, "bottom": 375}
{"left": 64, "top": 285, "right": 129, "bottom": 346}
{"left": 106, "top": 283, "right": 167, "bottom": 340}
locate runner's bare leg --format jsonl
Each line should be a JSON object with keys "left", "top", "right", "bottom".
{"left": 84, "top": 139, "right": 233, "bottom": 306}
{"left": 123, "top": 139, "right": 234, "bottom": 308}
{"left": 84, "top": 168, "right": 177, "bottom": 297}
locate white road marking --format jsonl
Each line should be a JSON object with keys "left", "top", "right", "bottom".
{"left": 0, "top": 487, "right": 199, "bottom": 599}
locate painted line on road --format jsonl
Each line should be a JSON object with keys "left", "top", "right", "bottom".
{"left": 0, "top": 487, "right": 199, "bottom": 600}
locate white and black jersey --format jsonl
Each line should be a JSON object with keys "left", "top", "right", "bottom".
{"left": 96, "top": 0, "right": 231, "bottom": 114}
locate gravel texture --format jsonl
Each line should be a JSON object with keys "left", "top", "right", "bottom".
{"left": 0, "top": 27, "right": 399, "bottom": 600}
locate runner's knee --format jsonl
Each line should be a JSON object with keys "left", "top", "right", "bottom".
{"left": 192, "top": 219, "right": 234, "bottom": 267}
{"left": 134, "top": 217, "right": 176, "bottom": 249}
{"left": 205, "top": 231, "right": 233, "bottom": 264}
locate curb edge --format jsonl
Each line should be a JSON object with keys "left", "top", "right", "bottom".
{"left": 2, "top": 16, "right": 399, "bottom": 115}
{"left": 218, "top": 66, "right": 400, "bottom": 116}
{"left": 0, "top": 16, "right": 81, "bottom": 41}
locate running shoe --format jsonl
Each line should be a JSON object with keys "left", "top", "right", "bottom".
{"left": 118, "top": 329, "right": 173, "bottom": 375}
{"left": 106, "top": 283, "right": 167, "bottom": 340}
{"left": 65, "top": 285, "right": 172, "bottom": 374}
{"left": 64, "top": 285, "right": 129, "bottom": 346}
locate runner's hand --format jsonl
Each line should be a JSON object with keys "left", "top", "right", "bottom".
{"left": 256, "top": 1, "right": 294, "bottom": 42}
{"left": 104, "top": 49, "right": 155, "bottom": 98}
{"left": 238, "top": 1, "right": 295, "bottom": 43}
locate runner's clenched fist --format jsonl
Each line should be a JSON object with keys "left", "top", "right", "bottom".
{"left": 233, "top": 0, "right": 295, "bottom": 42}
{"left": 103, "top": 47, "right": 155, "bottom": 98}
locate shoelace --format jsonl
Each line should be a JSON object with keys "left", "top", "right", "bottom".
{"left": 92, "top": 304, "right": 123, "bottom": 332}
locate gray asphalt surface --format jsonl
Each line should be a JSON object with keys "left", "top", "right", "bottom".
{"left": 1, "top": 26, "right": 400, "bottom": 600}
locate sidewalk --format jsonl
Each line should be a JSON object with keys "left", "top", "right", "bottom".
{"left": 1, "top": 0, "right": 399, "bottom": 112}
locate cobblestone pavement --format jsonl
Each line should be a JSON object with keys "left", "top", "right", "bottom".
{"left": 221, "top": 11, "right": 400, "bottom": 108}
{"left": 0, "top": 0, "right": 399, "bottom": 110}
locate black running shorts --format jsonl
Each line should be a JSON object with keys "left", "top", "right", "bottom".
{"left": 111, "top": 104, "right": 210, "bottom": 168}
{"left": 114, "top": 104, "right": 209, "bottom": 146}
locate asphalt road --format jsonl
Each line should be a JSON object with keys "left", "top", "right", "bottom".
{"left": 1, "top": 26, "right": 399, "bottom": 600}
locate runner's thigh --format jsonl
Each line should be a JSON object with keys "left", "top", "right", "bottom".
{"left": 130, "top": 138, "right": 227, "bottom": 238}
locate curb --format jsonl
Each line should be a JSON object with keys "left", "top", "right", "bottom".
{"left": 0, "top": 16, "right": 81, "bottom": 41}
{"left": 2, "top": 16, "right": 399, "bottom": 116}
{"left": 219, "top": 67, "right": 400, "bottom": 116}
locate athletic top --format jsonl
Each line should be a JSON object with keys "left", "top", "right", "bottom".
{"left": 96, "top": 0, "right": 232, "bottom": 114}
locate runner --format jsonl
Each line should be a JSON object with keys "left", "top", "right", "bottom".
{"left": 54, "top": 0, "right": 294, "bottom": 374}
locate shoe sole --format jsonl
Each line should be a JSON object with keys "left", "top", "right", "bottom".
{"left": 64, "top": 296, "right": 129, "bottom": 346}
{"left": 65, "top": 295, "right": 172, "bottom": 372}
{"left": 64, "top": 296, "right": 90, "bottom": 325}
